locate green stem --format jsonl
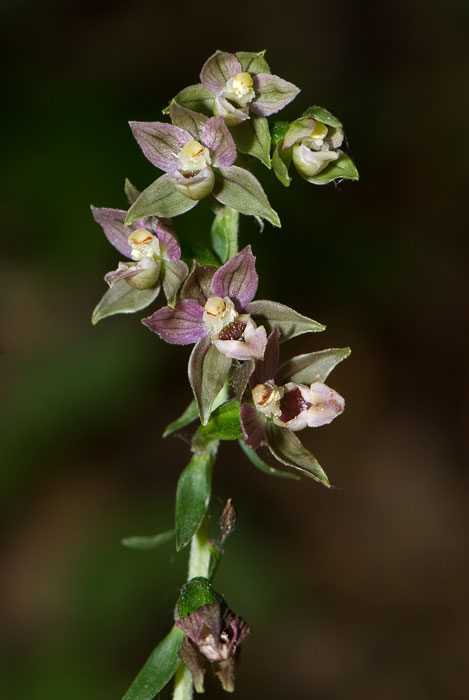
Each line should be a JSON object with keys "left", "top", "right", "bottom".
{"left": 172, "top": 209, "right": 238, "bottom": 700}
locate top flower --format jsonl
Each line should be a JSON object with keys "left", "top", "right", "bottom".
{"left": 199, "top": 50, "right": 300, "bottom": 126}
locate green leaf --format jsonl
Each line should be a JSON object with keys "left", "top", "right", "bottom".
{"left": 91, "top": 280, "right": 160, "bottom": 325}
{"left": 231, "top": 116, "right": 271, "bottom": 168}
{"left": 305, "top": 151, "right": 359, "bottom": 185}
{"left": 177, "top": 576, "right": 223, "bottom": 619}
{"left": 236, "top": 50, "right": 270, "bottom": 74}
{"left": 124, "top": 178, "right": 140, "bottom": 204}
{"left": 210, "top": 206, "right": 239, "bottom": 263}
{"left": 246, "top": 300, "right": 325, "bottom": 341}
{"left": 194, "top": 399, "right": 242, "bottom": 446}
{"left": 166, "top": 83, "right": 215, "bottom": 116}
{"left": 121, "top": 530, "right": 174, "bottom": 550}
{"left": 163, "top": 399, "right": 199, "bottom": 438}
{"left": 238, "top": 439, "right": 300, "bottom": 480}
{"left": 189, "top": 338, "right": 232, "bottom": 426}
{"left": 125, "top": 174, "right": 197, "bottom": 224}
{"left": 175, "top": 453, "right": 213, "bottom": 551}
{"left": 271, "top": 120, "right": 290, "bottom": 146}
{"left": 272, "top": 142, "right": 292, "bottom": 187}
{"left": 122, "top": 626, "right": 184, "bottom": 700}
{"left": 301, "top": 105, "right": 343, "bottom": 128}
{"left": 213, "top": 166, "right": 280, "bottom": 227}
{"left": 265, "top": 423, "right": 330, "bottom": 486}
{"left": 277, "top": 347, "right": 351, "bottom": 385}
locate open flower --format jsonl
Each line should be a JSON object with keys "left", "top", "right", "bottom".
{"left": 236, "top": 327, "right": 349, "bottom": 484}
{"left": 91, "top": 206, "right": 188, "bottom": 323}
{"left": 126, "top": 106, "right": 280, "bottom": 227}
{"left": 272, "top": 106, "right": 359, "bottom": 187}
{"left": 176, "top": 601, "right": 250, "bottom": 693}
{"left": 199, "top": 50, "right": 300, "bottom": 127}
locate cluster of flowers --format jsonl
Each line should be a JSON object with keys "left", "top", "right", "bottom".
{"left": 93, "top": 50, "right": 356, "bottom": 693}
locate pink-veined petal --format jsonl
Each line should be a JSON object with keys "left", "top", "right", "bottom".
{"left": 200, "top": 51, "right": 241, "bottom": 94}
{"left": 201, "top": 117, "right": 236, "bottom": 167}
{"left": 129, "top": 121, "right": 192, "bottom": 172}
{"left": 142, "top": 299, "right": 205, "bottom": 344}
{"left": 211, "top": 245, "right": 258, "bottom": 311}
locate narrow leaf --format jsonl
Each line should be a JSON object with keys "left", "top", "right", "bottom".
{"left": 231, "top": 116, "right": 271, "bottom": 168}
{"left": 121, "top": 530, "right": 174, "bottom": 550}
{"left": 126, "top": 174, "right": 197, "bottom": 224}
{"left": 246, "top": 300, "right": 325, "bottom": 341}
{"left": 305, "top": 151, "right": 359, "bottom": 185}
{"left": 210, "top": 206, "right": 239, "bottom": 263}
{"left": 213, "top": 166, "right": 280, "bottom": 227}
{"left": 236, "top": 50, "right": 270, "bottom": 75}
{"left": 122, "top": 626, "right": 184, "bottom": 700}
{"left": 238, "top": 439, "right": 299, "bottom": 480}
{"left": 169, "top": 83, "right": 215, "bottom": 116}
{"left": 92, "top": 280, "right": 160, "bottom": 325}
{"left": 175, "top": 453, "right": 213, "bottom": 551}
{"left": 124, "top": 178, "right": 140, "bottom": 204}
{"left": 188, "top": 337, "right": 232, "bottom": 426}
{"left": 265, "top": 423, "right": 330, "bottom": 486}
{"left": 301, "top": 105, "right": 343, "bottom": 128}
{"left": 277, "top": 347, "right": 351, "bottom": 384}
{"left": 272, "top": 142, "right": 292, "bottom": 187}
{"left": 163, "top": 399, "right": 199, "bottom": 438}
{"left": 194, "top": 399, "right": 242, "bottom": 445}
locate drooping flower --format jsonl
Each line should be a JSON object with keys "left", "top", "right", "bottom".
{"left": 91, "top": 206, "right": 188, "bottom": 323}
{"left": 272, "top": 106, "right": 359, "bottom": 187}
{"left": 175, "top": 601, "right": 250, "bottom": 693}
{"left": 126, "top": 106, "right": 280, "bottom": 227}
{"left": 235, "top": 327, "right": 349, "bottom": 484}
{"left": 197, "top": 50, "right": 300, "bottom": 127}
{"left": 142, "top": 246, "right": 326, "bottom": 424}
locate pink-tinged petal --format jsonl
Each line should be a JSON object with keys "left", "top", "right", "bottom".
{"left": 240, "top": 403, "right": 266, "bottom": 450}
{"left": 201, "top": 117, "right": 236, "bottom": 167}
{"left": 181, "top": 261, "right": 216, "bottom": 306}
{"left": 211, "top": 245, "right": 258, "bottom": 311}
{"left": 214, "top": 320, "right": 267, "bottom": 361}
{"left": 200, "top": 51, "right": 241, "bottom": 94}
{"left": 250, "top": 74, "right": 300, "bottom": 116}
{"left": 251, "top": 326, "right": 280, "bottom": 386}
{"left": 104, "top": 262, "right": 136, "bottom": 287}
{"left": 155, "top": 219, "right": 181, "bottom": 261}
{"left": 303, "top": 382, "right": 345, "bottom": 427}
{"left": 129, "top": 121, "right": 192, "bottom": 172}
{"left": 142, "top": 298, "right": 205, "bottom": 344}
{"left": 91, "top": 206, "right": 132, "bottom": 258}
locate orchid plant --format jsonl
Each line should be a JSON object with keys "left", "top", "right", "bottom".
{"left": 91, "top": 49, "right": 358, "bottom": 699}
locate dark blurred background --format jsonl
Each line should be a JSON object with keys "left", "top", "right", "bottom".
{"left": 1, "top": 0, "right": 469, "bottom": 698}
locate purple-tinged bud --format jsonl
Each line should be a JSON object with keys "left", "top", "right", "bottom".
{"left": 176, "top": 601, "right": 250, "bottom": 693}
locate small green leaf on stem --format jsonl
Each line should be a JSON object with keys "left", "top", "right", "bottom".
{"left": 175, "top": 453, "right": 213, "bottom": 551}
{"left": 238, "top": 439, "right": 300, "bottom": 480}
{"left": 177, "top": 576, "right": 224, "bottom": 619}
{"left": 210, "top": 206, "right": 239, "bottom": 263}
{"left": 121, "top": 530, "right": 174, "bottom": 550}
{"left": 193, "top": 399, "right": 242, "bottom": 448}
{"left": 163, "top": 399, "right": 199, "bottom": 438}
{"left": 122, "top": 626, "right": 184, "bottom": 700}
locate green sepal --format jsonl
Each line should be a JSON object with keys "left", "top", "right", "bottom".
{"left": 304, "top": 151, "right": 359, "bottom": 185}
{"left": 231, "top": 116, "right": 271, "bottom": 168}
{"left": 122, "top": 626, "right": 184, "bottom": 700}
{"left": 121, "top": 530, "right": 174, "bottom": 550}
{"left": 177, "top": 576, "right": 224, "bottom": 619}
{"left": 236, "top": 50, "right": 270, "bottom": 74}
{"left": 175, "top": 453, "right": 213, "bottom": 551}
{"left": 163, "top": 399, "right": 199, "bottom": 438}
{"left": 164, "top": 84, "right": 215, "bottom": 117}
{"left": 193, "top": 399, "right": 242, "bottom": 449}
{"left": 210, "top": 206, "right": 239, "bottom": 263}
{"left": 265, "top": 423, "right": 330, "bottom": 487}
{"left": 213, "top": 166, "right": 280, "bottom": 228}
{"left": 238, "top": 439, "right": 300, "bottom": 480}
{"left": 91, "top": 280, "right": 160, "bottom": 325}
{"left": 301, "top": 105, "right": 343, "bottom": 128}
{"left": 272, "top": 142, "right": 292, "bottom": 187}
{"left": 189, "top": 337, "right": 232, "bottom": 426}
{"left": 277, "top": 347, "right": 351, "bottom": 385}
{"left": 125, "top": 174, "right": 198, "bottom": 224}
{"left": 270, "top": 120, "right": 290, "bottom": 146}
{"left": 246, "top": 300, "right": 325, "bottom": 340}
